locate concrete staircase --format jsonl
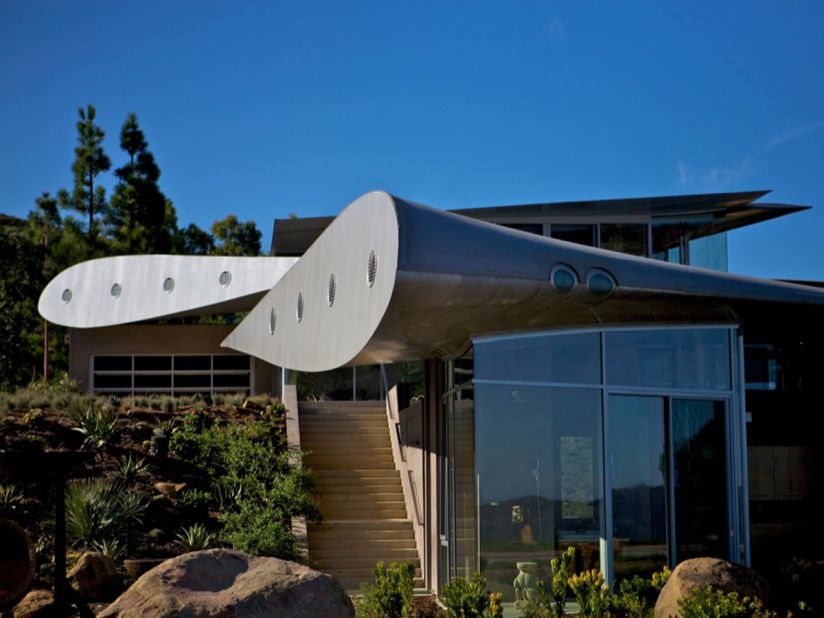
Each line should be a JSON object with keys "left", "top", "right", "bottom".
{"left": 300, "top": 401, "right": 422, "bottom": 592}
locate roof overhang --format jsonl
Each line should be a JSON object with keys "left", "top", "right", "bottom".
{"left": 39, "top": 255, "right": 297, "bottom": 328}
{"left": 224, "top": 191, "right": 824, "bottom": 371}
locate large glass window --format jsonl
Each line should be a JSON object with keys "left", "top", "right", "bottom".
{"left": 605, "top": 329, "right": 730, "bottom": 391}
{"left": 689, "top": 233, "right": 728, "bottom": 272}
{"left": 609, "top": 395, "right": 668, "bottom": 578}
{"left": 475, "top": 332, "right": 601, "bottom": 385}
{"left": 475, "top": 384, "right": 603, "bottom": 602}
{"left": 91, "top": 354, "right": 251, "bottom": 395}
{"left": 550, "top": 224, "right": 596, "bottom": 247}
{"left": 600, "top": 224, "right": 648, "bottom": 257}
{"left": 459, "top": 325, "right": 743, "bottom": 597}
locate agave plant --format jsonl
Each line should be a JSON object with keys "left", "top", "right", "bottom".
{"left": 176, "top": 523, "right": 213, "bottom": 552}
{"left": 0, "top": 483, "right": 24, "bottom": 507}
{"left": 118, "top": 453, "right": 149, "bottom": 483}
{"left": 65, "top": 479, "right": 147, "bottom": 548}
{"left": 70, "top": 402, "right": 120, "bottom": 449}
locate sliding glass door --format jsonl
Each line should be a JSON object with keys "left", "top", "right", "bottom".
{"left": 609, "top": 395, "right": 729, "bottom": 578}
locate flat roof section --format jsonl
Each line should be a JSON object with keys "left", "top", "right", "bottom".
{"left": 270, "top": 190, "right": 808, "bottom": 256}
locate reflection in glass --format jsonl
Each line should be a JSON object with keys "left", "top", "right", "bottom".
{"left": 475, "top": 384, "right": 602, "bottom": 601}
{"left": 605, "top": 329, "right": 730, "bottom": 391}
{"left": 551, "top": 224, "right": 596, "bottom": 247}
{"left": 689, "top": 233, "right": 728, "bottom": 272}
{"left": 475, "top": 332, "right": 601, "bottom": 385}
{"left": 672, "top": 399, "right": 727, "bottom": 562}
{"left": 600, "top": 224, "right": 648, "bottom": 256}
{"left": 609, "top": 395, "right": 668, "bottom": 578}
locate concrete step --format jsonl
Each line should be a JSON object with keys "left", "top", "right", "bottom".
{"left": 302, "top": 437, "right": 390, "bottom": 446}
{"left": 309, "top": 520, "right": 413, "bottom": 533}
{"left": 307, "top": 457, "right": 395, "bottom": 465}
{"left": 300, "top": 401, "right": 385, "bottom": 411}
{"left": 305, "top": 446, "right": 393, "bottom": 456}
{"left": 319, "top": 488, "right": 403, "bottom": 497}
{"left": 316, "top": 476, "right": 401, "bottom": 485}
{"left": 315, "top": 469, "right": 399, "bottom": 478}
{"left": 308, "top": 538, "right": 417, "bottom": 551}
{"left": 299, "top": 425, "right": 388, "bottom": 433}
{"left": 312, "top": 548, "right": 420, "bottom": 561}
{"left": 321, "top": 504, "right": 407, "bottom": 514}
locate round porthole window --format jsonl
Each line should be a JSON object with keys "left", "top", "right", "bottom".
{"left": 61, "top": 289, "right": 72, "bottom": 304}
{"left": 550, "top": 265, "right": 577, "bottom": 293}
{"left": 296, "top": 292, "right": 304, "bottom": 323}
{"left": 268, "top": 308, "right": 277, "bottom": 335}
{"left": 110, "top": 283, "right": 122, "bottom": 298}
{"left": 587, "top": 269, "right": 616, "bottom": 296}
{"left": 163, "top": 277, "right": 175, "bottom": 293}
{"left": 327, "top": 273, "right": 336, "bottom": 307}
{"left": 219, "top": 271, "right": 232, "bottom": 287}
{"left": 367, "top": 250, "right": 377, "bottom": 288}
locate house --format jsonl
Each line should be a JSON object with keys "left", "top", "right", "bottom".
{"left": 39, "top": 190, "right": 823, "bottom": 602}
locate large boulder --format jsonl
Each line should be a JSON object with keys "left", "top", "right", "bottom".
{"left": 655, "top": 557, "right": 769, "bottom": 618}
{"left": 98, "top": 549, "right": 354, "bottom": 618}
{"left": 12, "top": 590, "right": 55, "bottom": 618}
{"left": 67, "top": 551, "right": 119, "bottom": 600}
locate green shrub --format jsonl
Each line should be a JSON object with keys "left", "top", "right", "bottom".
{"left": 356, "top": 561, "right": 415, "bottom": 618}
{"left": 170, "top": 414, "right": 318, "bottom": 559}
{"left": 160, "top": 396, "right": 175, "bottom": 414}
{"left": 183, "top": 409, "right": 213, "bottom": 433}
{"left": 679, "top": 587, "right": 773, "bottom": 618}
{"left": 65, "top": 479, "right": 147, "bottom": 548}
{"left": 0, "top": 483, "right": 24, "bottom": 507}
{"left": 569, "top": 569, "right": 610, "bottom": 618}
{"left": 610, "top": 567, "right": 671, "bottom": 618}
{"left": 441, "top": 571, "right": 502, "bottom": 617}
{"left": 70, "top": 402, "right": 120, "bottom": 449}
{"left": 92, "top": 537, "right": 125, "bottom": 561}
{"left": 118, "top": 453, "right": 149, "bottom": 483}
{"left": 176, "top": 523, "right": 213, "bottom": 551}
{"left": 133, "top": 396, "right": 149, "bottom": 409}
{"left": 180, "top": 488, "right": 213, "bottom": 515}
{"left": 26, "top": 372, "right": 78, "bottom": 394}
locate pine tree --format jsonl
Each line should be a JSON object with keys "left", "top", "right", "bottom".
{"left": 109, "top": 112, "right": 170, "bottom": 253}
{"left": 210, "top": 215, "right": 262, "bottom": 256}
{"left": 58, "top": 104, "right": 111, "bottom": 256}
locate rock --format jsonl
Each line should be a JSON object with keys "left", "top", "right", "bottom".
{"left": 99, "top": 548, "right": 354, "bottom": 618}
{"left": 12, "top": 590, "right": 55, "bottom": 618}
{"left": 67, "top": 551, "right": 119, "bottom": 601}
{"left": 154, "top": 481, "right": 186, "bottom": 499}
{"left": 655, "top": 557, "right": 769, "bottom": 618}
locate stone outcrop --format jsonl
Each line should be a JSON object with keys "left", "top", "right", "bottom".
{"left": 67, "top": 551, "right": 119, "bottom": 600}
{"left": 12, "top": 590, "right": 55, "bottom": 618}
{"left": 655, "top": 557, "right": 769, "bottom": 618}
{"left": 99, "top": 548, "right": 354, "bottom": 618}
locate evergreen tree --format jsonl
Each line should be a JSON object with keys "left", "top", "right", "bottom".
{"left": 0, "top": 215, "right": 46, "bottom": 388}
{"left": 177, "top": 222, "right": 215, "bottom": 255}
{"left": 210, "top": 215, "right": 262, "bottom": 256}
{"left": 58, "top": 104, "right": 111, "bottom": 256}
{"left": 108, "top": 112, "right": 171, "bottom": 253}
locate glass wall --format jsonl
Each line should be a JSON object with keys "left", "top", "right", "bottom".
{"left": 457, "top": 325, "right": 745, "bottom": 598}
{"left": 609, "top": 395, "right": 668, "bottom": 577}
{"left": 689, "top": 233, "right": 728, "bottom": 271}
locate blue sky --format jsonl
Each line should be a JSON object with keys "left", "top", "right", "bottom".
{"left": 2, "top": 1, "right": 823, "bottom": 279}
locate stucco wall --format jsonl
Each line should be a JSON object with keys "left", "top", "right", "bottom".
{"left": 69, "top": 324, "right": 277, "bottom": 395}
